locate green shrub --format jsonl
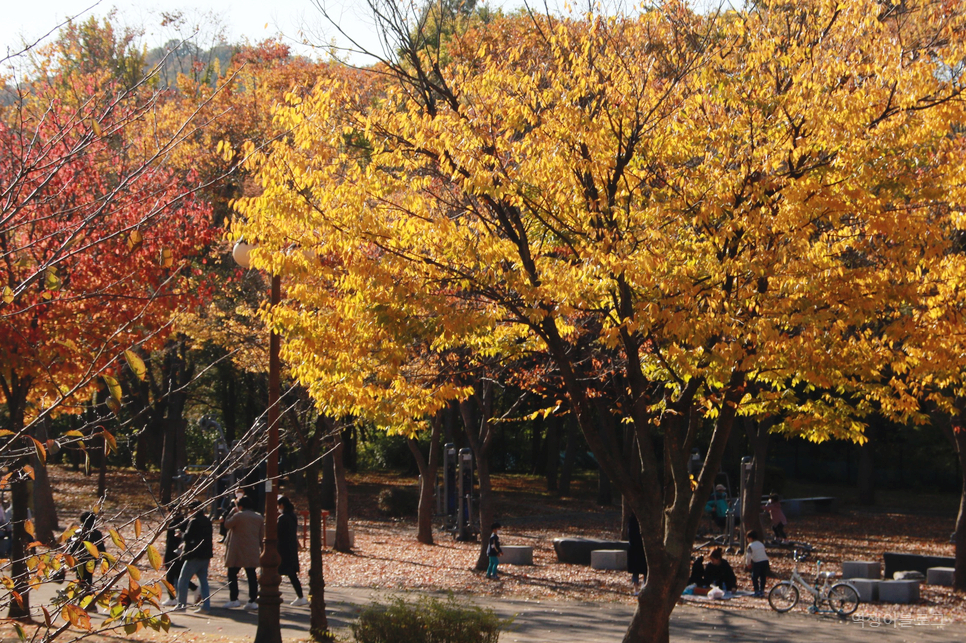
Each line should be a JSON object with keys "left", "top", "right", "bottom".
{"left": 377, "top": 486, "right": 420, "bottom": 517}
{"left": 351, "top": 595, "right": 507, "bottom": 643}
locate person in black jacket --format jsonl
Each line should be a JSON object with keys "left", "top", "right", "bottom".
{"left": 161, "top": 511, "right": 196, "bottom": 606}
{"left": 68, "top": 511, "right": 103, "bottom": 588}
{"left": 176, "top": 500, "right": 213, "bottom": 613}
{"left": 277, "top": 495, "right": 307, "bottom": 606}
{"left": 703, "top": 547, "right": 738, "bottom": 593}
{"left": 626, "top": 512, "right": 647, "bottom": 595}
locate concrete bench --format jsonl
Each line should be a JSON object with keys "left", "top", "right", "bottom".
{"left": 590, "top": 550, "right": 627, "bottom": 571}
{"left": 324, "top": 528, "right": 355, "bottom": 548}
{"left": 842, "top": 561, "right": 880, "bottom": 580}
{"left": 553, "top": 538, "right": 627, "bottom": 565}
{"left": 926, "top": 567, "right": 955, "bottom": 586}
{"left": 883, "top": 552, "right": 955, "bottom": 579}
{"left": 500, "top": 545, "right": 533, "bottom": 566}
{"left": 849, "top": 579, "right": 880, "bottom": 602}
{"left": 878, "top": 580, "right": 920, "bottom": 604}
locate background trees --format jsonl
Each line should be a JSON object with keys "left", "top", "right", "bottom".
{"left": 232, "top": 2, "right": 966, "bottom": 643}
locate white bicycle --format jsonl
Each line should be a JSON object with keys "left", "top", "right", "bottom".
{"left": 768, "top": 550, "right": 860, "bottom": 616}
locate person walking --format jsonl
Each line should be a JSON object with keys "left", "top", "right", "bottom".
{"left": 744, "top": 530, "right": 770, "bottom": 598}
{"left": 161, "top": 510, "right": 196, "bottom": 606}
{"left": 176, "top": 500, "right": 213, "bottom": 613}
{"left": 764, "top": 494, "right": 788, "bottom": 542}
{"left": 223, "top": 495, "right": 263, "bottom": 610}
{"left": 485, "top": 522, "right": 503, "bottom": 580}
{"left": 277, "top": 495, "right": 307, "bottom": 606}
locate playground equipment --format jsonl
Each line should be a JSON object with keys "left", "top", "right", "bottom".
{"left": 439, "top": 443, "right": 479, "bottom": 541}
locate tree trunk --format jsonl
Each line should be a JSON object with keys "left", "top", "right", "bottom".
{"left": 545, "top": 415, "right": 560, "bottom": 492}
{"left": 557, "top": 413, "right": 579, "bottom": 497}
{"left": 857, "top": 423, "right": 876, "bottom": 506}
{"left": 597, "top": 463, "right": 612, "bottom": 506}
{"left": 160, "top": 416, "right": 177, "bottom": 504}
{"left": 938, "top": 407, "right": 966, "bottom": 591}
{"left": 304, "top": 417, "right": 329, "bottom": 639}
{"left": 4, "top": 379, "right": 32, "bottom": 620}
{"left": 408, "top": 413, "right": 442, "bottom": 545}
{"left": 459, "top": 383, "right": 497, "bottom": 571}
{"left": 741, "top": 417, "right": 773, "bottom": 537}
{"left": 319, "top": 450, "right": 335, "bottom": 511}
{"left": 332, "top": 431, "right": 352, "bottom": 553}
{"left": 622, "top": 554, "right": 688, "bottom": 643}
{"left": 31, "top": 418, "right": 59, "bottom": 545}
{"left": 97, "top": 433, "right": 108, "bottom": 499}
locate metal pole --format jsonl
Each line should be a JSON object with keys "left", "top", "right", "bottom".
{"left": 254, "top": 273, "right": 282, "bottom": 643}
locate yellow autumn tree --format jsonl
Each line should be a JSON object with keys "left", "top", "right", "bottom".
{"left": 234, "top": 2, "right": 966, "bottom": 641}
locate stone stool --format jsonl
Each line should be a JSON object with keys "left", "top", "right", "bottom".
{"left": 590, "top": 549, "right": 628, "bottom": 571}
{"left": 849, "top": 579, "right": 880, "bottom": 602}
{"left": 842, "top": 561, "right": 880, "bottom": 579}
{"left": 878, "top": 580, "right": 920, "bottom": 604}
{"left": 500, "top": 545, "right": 534, "bottom": 565}
{"left": 926, "top": 567, "right": 955, "bottom": 586}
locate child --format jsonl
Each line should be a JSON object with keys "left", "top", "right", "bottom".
{"left": 744, "top": 530, "right": 770, "bottom": 598}
{"left": 764, "top": 494, "right": 787, "bottom": 542}
{"left": 486, "top": 522, "right": 503, "bottom": 579}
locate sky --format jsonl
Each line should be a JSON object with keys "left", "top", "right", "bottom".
{"left": 2, "top": 0, "right": 390, "bottom": 62}
{"left": 3, "top": 1, "right": 726, "bottom": 66}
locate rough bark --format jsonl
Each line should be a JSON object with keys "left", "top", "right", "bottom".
{"left": 319, "top": 450, "right": 335, "bottom": 511}
{"left": 3, "top": 375, "right": 32, "bottom": 620}
{"left": 545, "top": 415, "right": 560, "bottom": 492}
{"left": 408, "top": 413, "right": 443, "bottom": 544}
{"left": 557, "top": 413, "right": 579, "bottom": 497}
{"left": 459, "top": 381, "right": 497, "bottom": 571}
{"left": 31, "top": 418, "right": 59, "bottom": 545}
{"left": 937, "top": 407, "right": 966, "bottom": 592}
{"left": 332, "top": 430, "right": 352, "bottom": 553}
{"left": 857, "top": 423, "right": 876, "bottom": 506}
{"left": 741, "top": 416, "right": 774, "bottom": 537}
{"left": 303, "top": 416, "right": 329, "bottom": 639}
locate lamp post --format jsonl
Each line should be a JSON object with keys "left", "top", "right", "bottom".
{"left": 232, "top": 242, "right": 282, "bottom": 643}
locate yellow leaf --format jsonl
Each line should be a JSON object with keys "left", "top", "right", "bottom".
{"left": 127, "top": 229, "right": 144, "bottom": 253}
{"left": 30, "top": 437, "right": 46, "bottom": 465}
{"left": 14, "top": 623, "right": 26, "bottom": 642}
{"left": 24, "top": 520, "right": 35, "bottom": 537}
{"left": 124, "top": 350, "right": 147, "bottom": 381}
{"left": 63, "top": 430, "right": 85, "bottom": 438}
{"left": 109, "top": 528, "right": 125, "bottom": 550}
{"left": 2, "top": 286, "right": 13, "bottom": 305}
{"left": 91, "top": 119, "right": 102, "bottom": 137}
{"left": 83, "top": 541, "right": 99, "bottom": 559}
{"left": 160, "top": 248, "right": 174, "bottom": 268}
{"left": 22, "top": 465, "right": 35, "bottom": 480}
{"left": 103, "top": 375, "right": 122, "bottom": 402}
{"left": 134, "top": 518, "right": 142, "bottom": 539}
{"left": 147, "top": 544, "right": 162, "bottom": 571}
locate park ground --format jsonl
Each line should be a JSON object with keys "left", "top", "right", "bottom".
{"left": 9, "top": 465, "right": 966, "bottom": 641}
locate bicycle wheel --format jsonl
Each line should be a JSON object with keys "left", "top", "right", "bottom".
{"left": 768, "top": 582, "right": 799, "bottom": 612}
{"left": 828, "top": 583, "right": 860, "bottom": 616}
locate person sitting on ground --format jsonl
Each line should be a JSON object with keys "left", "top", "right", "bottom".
{"left": 688, "top": 555, "right": 705, "bottom": 587}
{"left": 703, "top": 547, "right": 738, "bottom": 593}
{"left": 764, "top": 494, "right": 788, "bottom": 542}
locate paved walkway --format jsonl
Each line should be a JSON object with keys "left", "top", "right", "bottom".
{"left": 159, "top": 585, "right": 964, "bottom": 642}
{"left": 27, "top": 580, "right": 966, "bottom": 641}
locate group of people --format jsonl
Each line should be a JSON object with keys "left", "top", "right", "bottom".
{"left": 160, "top": 494, "right": 306, "bottom": 613}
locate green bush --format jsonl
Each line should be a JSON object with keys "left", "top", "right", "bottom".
{"left": 377, "top": 487, "right": 420, "bottom": 517}
{"left": 351, "top": 595, "right": 507, "bottom": 643}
